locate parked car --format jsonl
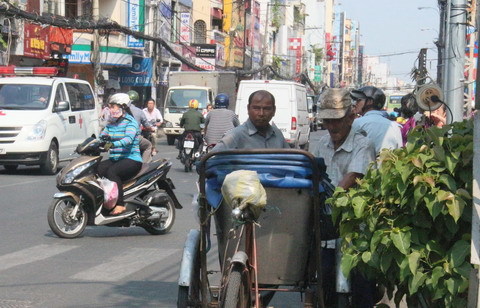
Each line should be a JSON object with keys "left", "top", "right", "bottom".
{"left": 0, "top": 66, "right": 100, "bottom": 174}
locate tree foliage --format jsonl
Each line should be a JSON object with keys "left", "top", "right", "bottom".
{"left": 330, "top": 120, "right": 474, "bottom": 307}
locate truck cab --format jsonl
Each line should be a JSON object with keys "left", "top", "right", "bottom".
{"left": 162, "top": 85, "right": 213, "bottom": 145}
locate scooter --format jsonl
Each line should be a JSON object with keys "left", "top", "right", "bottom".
{"left": 47, "top": 137, "right": 182, "bottom": 239}
{"left": 179, "top": 131, "right": 205, "bottom": 172}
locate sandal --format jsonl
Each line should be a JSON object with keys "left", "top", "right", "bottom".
{"left": 109, "top": 205, "right": 126, "bottom": 216}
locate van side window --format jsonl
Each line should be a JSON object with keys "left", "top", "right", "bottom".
{"left": 66, "top": 83, "right": 95, "bottom": 111}
{"left": 54, "top": 85, "right": 67, "bottom": 109}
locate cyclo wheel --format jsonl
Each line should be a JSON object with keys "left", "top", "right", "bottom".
{"left": 223, "top": 263, "right": 251, "bottom": 308}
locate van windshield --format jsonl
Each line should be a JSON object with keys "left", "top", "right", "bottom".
{"left": 0, "top": 84, "right": 51, "bottom": 110}
{"left": 165, "top": 89, "right": 208, "bottom": 113}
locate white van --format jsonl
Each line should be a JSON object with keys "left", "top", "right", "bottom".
{"left": 0, "top": 67, "right": 100, "bottom": 174}
{"left": 235, "top": 80, "right": 310, "bottom": 148}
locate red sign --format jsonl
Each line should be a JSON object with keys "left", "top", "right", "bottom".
{"left": 289, "top": 38, "right": 302, "bottom": 50}
{"left": 24, "top": 23, "right": 50, "bottom": 59}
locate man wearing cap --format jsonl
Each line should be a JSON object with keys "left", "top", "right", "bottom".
{"left": 350, "top": 86, "right": 402, "bottom": 155}
{"left": 310, "top": 88, "right": 377, "bottom": 307}
{"left": 311, "top": 88, "right": 375, "bottom": 189}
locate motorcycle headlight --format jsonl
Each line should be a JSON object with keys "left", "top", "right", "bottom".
{"left": 62, "top": 160, "right": 96, "bottom": 184}
{"left": 27, "top": 120, "right": 47, "bottom": 141}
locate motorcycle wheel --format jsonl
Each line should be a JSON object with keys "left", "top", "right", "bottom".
{"left": 184, "top": 158, "right": 191, "bottom": 172}
{"left": 142, "top": 195, "right": 176, "bottom": 235}
{"left": 47, "top": 197, "right": 87, "bottom": 239}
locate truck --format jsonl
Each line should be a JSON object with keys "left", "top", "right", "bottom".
{"left": 161, "top": 71, "right": 237, "bottom": 145}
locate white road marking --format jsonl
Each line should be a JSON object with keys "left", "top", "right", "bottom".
{"left": 0, "top": 179, "right": 49, "bottom": 189}
{"left": 71, "top": 248, "right": 180, "bottom": 281}
{"left": 0, "top": 244, "right": 78, "bottom": 271}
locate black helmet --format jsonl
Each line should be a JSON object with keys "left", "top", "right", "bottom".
{"left": 214, "top": 93, "right": 229, "bottom": 109}
{"left": 350, "top": 86, "right": 386, "bottom": 110}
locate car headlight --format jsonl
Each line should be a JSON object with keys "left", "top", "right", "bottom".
{"left": 62, "top": 161, "right": 96, "bottom": 184}
{"left": 165, "top": 122, "right": 173, "bottom": 128}
{"left": 27, "top": 120, "right": 47, "bottom": 141}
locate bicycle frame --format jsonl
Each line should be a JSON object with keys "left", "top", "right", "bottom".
{"left": 196, "top": 149, "right": 326, "bottom": 308}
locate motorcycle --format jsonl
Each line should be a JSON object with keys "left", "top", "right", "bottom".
{"left": 141, "top": 119, "right": 161, "bottom": 145}
{"left": 179, "top": 131, "right": 205, "bottom": 172}
{"left": 47, "top": 137, "right": 182, "bottom": 239}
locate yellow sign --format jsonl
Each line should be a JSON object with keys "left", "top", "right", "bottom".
{"left": 30, "top": 38, "right": 45, "bottom": 50}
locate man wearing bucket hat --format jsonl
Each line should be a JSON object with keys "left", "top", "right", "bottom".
{"left": 311, "top": 88, "right": 375, "bottom": 189}
{"left": 310, "top": 88, "right": 377, "bottom": 307}
{"left": 350, "top": 86, "right": 402, "bottom": 155}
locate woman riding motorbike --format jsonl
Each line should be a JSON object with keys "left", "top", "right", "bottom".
{"left": 98, "top": 93, "right": 143, "bottom": 215}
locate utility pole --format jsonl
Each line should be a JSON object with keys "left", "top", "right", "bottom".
{"left": 444, "top": 0, "right": 467, "bottom": 122}
{"left": 92, "top": 0, "right": 102, "bottom": 103}
{"left": 150, "top": 2, "right": 158, "bottom": 101}
{"left": 437, "top": 0, "right": 447, "bottom": 85}
{"left": 262, "top": 1, "right": 270, "bottom": 78}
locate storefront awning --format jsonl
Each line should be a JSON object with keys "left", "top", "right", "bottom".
{"left": 67, "top": 44, "right": 132, "bottom": 67}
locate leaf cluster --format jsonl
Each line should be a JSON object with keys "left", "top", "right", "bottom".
{"left": 330, "top": 120, "right": 474, "bottom": 307}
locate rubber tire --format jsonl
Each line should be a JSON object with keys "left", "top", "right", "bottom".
{"left": 184, "top": 158, "right": 191, "bottom": 172}
{"left": 3, "top": 165, "right": 18, "bottom": 171}
{"left": 167, "top": 135, "right": 176, "bottom": 146}
{"left": 142, "top": 195, "right": 176, "bottom": 235}
{"left": 40, "top": 141, "right": 59, "bottom": 175}
{"left": 223, "top": 264, "right": 249, "bottom": 308}
{"left": 47, "top": 197, "right": 87, "bottom": 239}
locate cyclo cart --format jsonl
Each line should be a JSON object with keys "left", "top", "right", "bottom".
{"left": 177, "top": 149, "right": 337, "bottom": 308}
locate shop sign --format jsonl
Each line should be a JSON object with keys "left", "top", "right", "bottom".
{"left": 127, "top": 0, "right": 145, "bottom": 48}
{"left": 180, "top": 13, "right": 191, "bottom": 43}
{"left": 195, "top": 57, "right": 215, "bottom": 71}
{"left": 192, "top": 44, "right": 216, "bottom": 58}
{"left": 24, "top": 23, "right": 50, "bottom": 59}
{"left": 66, "top": 45, "right": 132, "bottom": 67}
{"left": 119, "top": 57, "right": 152, "bottom": 86}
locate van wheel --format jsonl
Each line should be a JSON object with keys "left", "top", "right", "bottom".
{"left": 167, "top": 135, "right": 176, "bottom": 146}
{"left": 40, "top": 142, "right": 59, "bottom": 175}
{"left": 3, "top": 165, "right": 18, "bottom": 172}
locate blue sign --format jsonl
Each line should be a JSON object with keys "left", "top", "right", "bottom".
{"left": 119, "top": 57, "right": 152, "bottom": 86}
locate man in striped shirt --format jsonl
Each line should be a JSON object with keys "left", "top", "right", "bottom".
{"left": 204, "top": 93, "right": 239, "bottom": 146}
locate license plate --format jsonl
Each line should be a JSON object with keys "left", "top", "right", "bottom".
{"left": 0, "top": 148, "right": 5, "bottom": 154}
{"left": 183, "top": 140, "right": 195, "bottom": 149}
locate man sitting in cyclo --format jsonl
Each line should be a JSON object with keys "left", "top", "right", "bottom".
{"left": 213, "top": 90, "right": 289, "bottom": 151}
{"left": 213, "top": 90, "right": 288, "bottom": 306}
{"left": 310, "top": 88, "right": 377, "bottom": 307}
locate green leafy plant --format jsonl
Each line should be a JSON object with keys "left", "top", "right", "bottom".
{"left": 330, "top": 120, "right": 474, "bottom": 307}
{"left": 270, "top": 0, "right": 282, "bottom": 30}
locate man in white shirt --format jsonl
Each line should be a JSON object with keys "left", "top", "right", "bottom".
{"left": 350, "top": 86, "right": 402, "bottom": 155}
{"left": 143, "top": 98, "right": 163, "bottom": 155}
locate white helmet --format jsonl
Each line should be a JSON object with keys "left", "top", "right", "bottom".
{"left": 108, "top": 93, "right": 131, "bottom": 107}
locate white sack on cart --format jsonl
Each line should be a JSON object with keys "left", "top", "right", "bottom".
{"left": 221, "top": 170, "right": 267, "bottom": 220}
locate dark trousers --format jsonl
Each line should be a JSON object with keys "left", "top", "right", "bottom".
{"left": 178, "top": 130, "right": 203, "bottom": 152}
{"left": 97, "top": 158, "right": 142, "bottom": 206}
